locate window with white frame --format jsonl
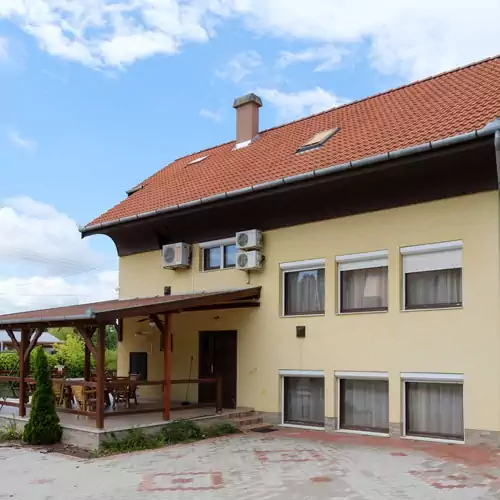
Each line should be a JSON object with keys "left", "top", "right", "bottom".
{"left": 281, "top": 259, "right": 325, "bottom": 316}
{"left": 401, "top": 241, "right": 462, "bottom": 310}
{"left": 337, "top": 372, "right": 389, "bottom": 433}
{"left": 337, "top": 251, "right": 388, "bottom": 313}
{"left": 402, "top": 373, "right": 464, "bottom": 441}
{"left": 281, "top": 370, "right": 325, "bottom": 427}
{"left": 200, "top": 238, "right": 237, "bottom": 271}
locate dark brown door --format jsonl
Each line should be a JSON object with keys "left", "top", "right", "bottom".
{"left": 198, "top": 331, "right": 237, "bottom": 408}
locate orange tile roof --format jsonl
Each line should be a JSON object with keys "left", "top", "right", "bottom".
{"left": 87, "top": 56, "right": 500, "bottom": 228}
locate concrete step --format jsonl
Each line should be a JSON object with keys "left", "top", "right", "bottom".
{"left": 222, "top": 409, "right": 256, "bottom": 420}
{"left": 231, "top": 416, "right": 263, "bottom": 427}
{"left": 240, "top": 422, "right": 275, "bottom": 433}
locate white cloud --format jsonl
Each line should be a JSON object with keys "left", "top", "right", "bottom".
{"left": 215, "top": 50, "right": 262, "bottom": 83}
{"left": 0, "top": 1, "right": 499, "bottom": 78}
{"left": 8, "top": 128, "right": 36, "bottom": 153}
{"left": 0, "top": 197, "right": 118, "bottom": 313}
{"left": 0, "top": 37, "right": 8, "bottom": 60}
{"left": 200, "top": 108, "right": 222, "bottom": 122}
{"left": 0, "top": 271, "right": 118, "bottom": 313}
{"left": 0, "top": 0, "right": 210, "bottom": 68}
{"left": 278, "top": 45, "right": 348, "bottom": 72}
{"left": 227, "top": 0, "right": 500, "bottom": 80}
{"left": 257, "top": 87, "right": 348, "bottom": 121}
{"left": 0, "top": 196, "right": 102, "bottom": 274}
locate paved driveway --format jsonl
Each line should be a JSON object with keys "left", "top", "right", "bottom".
{"left": 2, "top": 430, "right": 500, "bottom": 499}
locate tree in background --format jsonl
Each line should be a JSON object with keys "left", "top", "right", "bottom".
{"left": 53, "top": 333, "right": 86, "bottom": 377}
{"left": 50, "top": 327, "right": 75, "bottom": 342}
{"left": 105, "top": 325, "right": 118, "bottom": 351}
{"left": 22, "top": 348, "right": 62, "bottom": 445}
{"left": 53, "top": 331, "right": 118, "bottom": 376}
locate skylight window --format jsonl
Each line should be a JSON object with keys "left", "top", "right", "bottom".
{"left": 187, "top": 155, "right": 208, "bottom": 165}
{"left": 296, "top": 127, "right": 340, "bottom": 154}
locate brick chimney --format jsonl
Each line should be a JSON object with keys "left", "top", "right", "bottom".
{"left": 233, "top": 93, "right": 262, "bottom": 144}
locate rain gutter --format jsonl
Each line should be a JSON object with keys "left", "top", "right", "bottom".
{"left": 0, "top": 310, "right": 96, "bottom": 327}
{"left": 81, "top": 118, "right": 500, "bottom": 235}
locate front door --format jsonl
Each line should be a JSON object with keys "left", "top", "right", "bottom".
{"left": 198, "top": 331, "right": 237, "bottom": 408}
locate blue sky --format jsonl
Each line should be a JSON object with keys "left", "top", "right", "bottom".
{"left": 0, "top": 0, "right": 499, "bottom": 312}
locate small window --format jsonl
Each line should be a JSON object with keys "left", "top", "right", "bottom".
{"left": 201, "top": 238, "right": 237, "bottom": 271}
{"left": 338, "top": 376, "right": 389, "bottom": 433}
{"left": 281, "top": 259, "right": 325, "bottom": 316}
{"left": 296, "top": 127, "right": 339, "bottom": 153}
{"left": 403, "top": 377, "right": 464, "bottom": 441}
{"left": 187, "top": 155, "right": 208, "bottom": 165}
{"left": 401, "top": 241, "right": 462, "bottom": 310}
{"left": 283, "top": 375, "right": 325, "bottom": 427}
{"left": 337, "top": 251, "right": 388, "bottom": 313}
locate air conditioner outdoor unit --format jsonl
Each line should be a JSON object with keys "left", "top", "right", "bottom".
{"left": 236, "top": 229, "right": 263, "bottom": 250}
{"left": 162, "top": 243, "right": 191, "bottom": 269}
{"left": 236, "top": 250, "right": 263, "bottom": 271}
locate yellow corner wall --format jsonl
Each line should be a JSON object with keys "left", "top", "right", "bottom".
{"left": 118, "top": 191, "right": 500, "bottom": 432}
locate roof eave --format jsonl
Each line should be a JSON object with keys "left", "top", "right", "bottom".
{"left": 80, "top": 118, "right": 500, "bottom": 236}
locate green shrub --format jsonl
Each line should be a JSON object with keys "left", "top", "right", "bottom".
{"left": 161, "top": 420, "right": 203, "bottom": 444}
{"left": 100, "top": 428, "right": 164, "bottom": 455}
{"left": 0, "top": 351, "right": 19, "bottom": 372}
{"left": 96, "top": 420, "right": 238, "bottom": 456}
{"left": 0, "top": 419, "right": 22, "bottom": 442}
{"left": 22, "top": 348, "right": 62, "bottom": 445}
{"left": 105, "top": 349, "right": 117, "bottom": 370}
{"left": 203, "top": 422, "right": 238, "bottom": 438}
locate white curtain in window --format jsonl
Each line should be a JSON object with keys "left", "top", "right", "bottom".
{"left": 285, "top": 377, "right": 325, "bottom": 426}
{"left": 341, "top": 379, "right": 389, "bottom": 431}
{"left": 286, "top": 269, "right": 325, "bottom": 315}
{"left": 406, "top": 269, "right": 461, "bottom": 307}
{"left": 342, "top": 267, "right": 388, "bottom": 310}
{"left": 406, "top": 382, "right": 463, "bottom": 439}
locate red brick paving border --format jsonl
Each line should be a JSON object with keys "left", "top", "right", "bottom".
{"left": 273, "top": 428, "right": 500, "bottom": 467}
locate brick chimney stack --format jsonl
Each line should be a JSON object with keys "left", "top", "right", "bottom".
{"left": 233, "top": 93, "right": 262, "bottom": 144}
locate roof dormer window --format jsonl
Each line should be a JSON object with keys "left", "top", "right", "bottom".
{"left": 296, "top": 127, "right": 340, "bottom": 154}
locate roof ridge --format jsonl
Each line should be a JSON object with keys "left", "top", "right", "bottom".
{"left": 254, "top": 53, "right": 500, "bottom": 135}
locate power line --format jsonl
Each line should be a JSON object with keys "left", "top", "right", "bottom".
{"left": 12, "top": 266, "right": 118, "bottom": 287}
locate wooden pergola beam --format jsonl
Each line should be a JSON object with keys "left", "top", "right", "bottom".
{"left": 4, "top": 326, "right": 20, "bottom": 352}
{"left": 75, "top": 326, "right": 97, "bottom": 359}
{"left": 24, "top": 328, "right": 44, "bottom": 363}
{"left": 149, "top": 314, "right": 164, "bottom": 332}
{"left": 177, "top": 301, "right": 260, "bottom": 313}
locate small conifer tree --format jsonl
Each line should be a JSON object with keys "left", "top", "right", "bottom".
{"left": 23, "top": 348, "right": 62, "bottom": 445}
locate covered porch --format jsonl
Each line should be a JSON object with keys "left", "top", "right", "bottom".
{"left": 0, "top": 287, "right": 260, "bottom": 435}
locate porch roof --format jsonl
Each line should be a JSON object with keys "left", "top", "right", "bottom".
{"left": 0, "top": 286, "right": 261, "bottom": 328}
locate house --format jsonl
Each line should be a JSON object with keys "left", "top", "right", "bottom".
{"left": 0, "top": 56, "right": 499, "bottom": 445}
{"left": 0, "top": 330, "right": 61, "bottom": 353}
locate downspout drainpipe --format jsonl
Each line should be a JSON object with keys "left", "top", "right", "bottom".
{"left": 495, "top": 129, "right": 500, "bottom": 440}
{"left": 496, "top": 130, "right": 500, "bottom": 187}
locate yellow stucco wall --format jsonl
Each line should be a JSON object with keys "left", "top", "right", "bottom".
{"left": 118, "top": 191, "right": 500, "bottom": 432}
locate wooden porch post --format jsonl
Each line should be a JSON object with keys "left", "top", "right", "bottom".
{"left": 163, "top": 314, "right": 172, "bottom": 421}
{"left": 18, "top": 329, "right": 30, "bottom": 417}
{"left": 84, "top": 340, "right": 91, "bottom": 381}
{"left": 95, "top": 324, "right": 106, "bottom": 429}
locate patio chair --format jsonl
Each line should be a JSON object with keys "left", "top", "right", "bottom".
{"left": 111, "top": 375, "right": 139, "bottom": 409}
{"left": 72, "top": 386, "right": 97, "bottom": 416}
{"left": 111, "top": 378, "right": 130, "bottom": 409}
{"left": 52, "top": 380, "right": 65, "bottom": 406}
{"left": 128, "top": 373, "right": 140, "bottom": 407}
